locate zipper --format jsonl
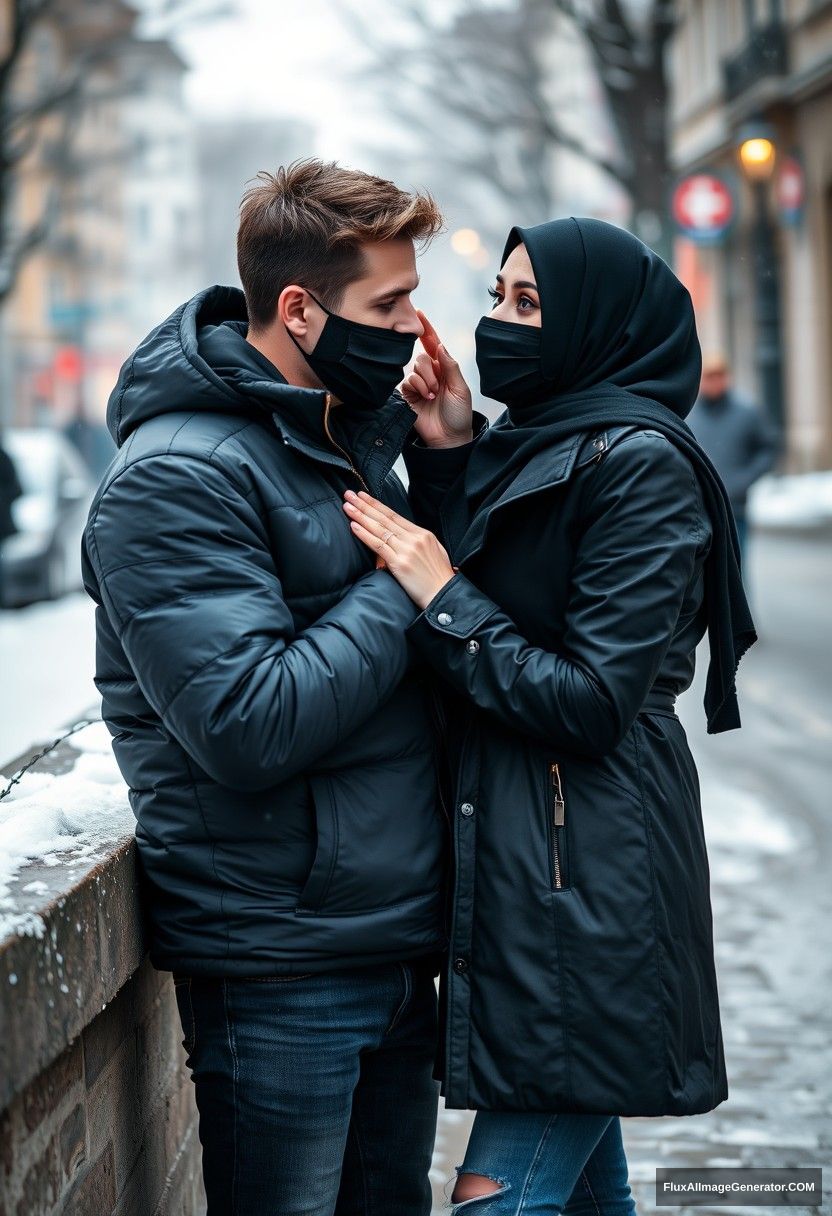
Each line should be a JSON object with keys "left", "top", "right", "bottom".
{"left": 322, "top": 392, "right": 370, "bottom": 493}
{"left": 550, "top": 762, "right": 566, "bottom": 890}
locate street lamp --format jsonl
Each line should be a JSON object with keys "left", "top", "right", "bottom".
{"left": 737, "top": 121, "right": 785, "bottom": 439}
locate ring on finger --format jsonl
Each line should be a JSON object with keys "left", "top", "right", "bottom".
{"left": 381, "top": 529, "right": 395, "bottom": 546}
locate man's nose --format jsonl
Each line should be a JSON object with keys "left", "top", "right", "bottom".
{"left": 397, "top": 302, "right": 424, "bottom": 337}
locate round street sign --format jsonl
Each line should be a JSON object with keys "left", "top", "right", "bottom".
{"left": 776, "top": 154, "right": 805, "bottom": 225}
{"left": 672, "top": 173, "right": 736, "bottom": 244}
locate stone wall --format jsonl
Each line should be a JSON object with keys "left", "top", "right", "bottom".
{"left": 0, "top": 727, "right": 205, "bottom": 1216}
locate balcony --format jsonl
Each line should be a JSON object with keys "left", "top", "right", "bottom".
{"left": 723, "top": 21, "right": 789, "bottom": 103}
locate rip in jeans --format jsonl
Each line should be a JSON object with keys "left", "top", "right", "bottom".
{"left": 449, "top": 1168, "right": 511, "bottom": 1210}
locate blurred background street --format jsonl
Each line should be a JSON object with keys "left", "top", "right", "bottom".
{"left": 1, "top": 0, "right": 831, "bottom": 1211}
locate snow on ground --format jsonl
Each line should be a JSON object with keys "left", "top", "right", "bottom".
{"left": 0, "top": 720, "right": 133, "bottom": 943}
{"left": 700, "top": 780, "right": 803, "bottom": 886}
{"left": 748, "top": 470, "right": 832, "bottom": 529}
{"left": 0, "top": 590, "right": 97, "bottom": 765}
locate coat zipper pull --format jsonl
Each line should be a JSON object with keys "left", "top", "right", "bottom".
{"left": 551, "top": 763, "right": 565, "bottom": 826}
{"left": 323, "top": 391, "right": 370, "bottom": 493}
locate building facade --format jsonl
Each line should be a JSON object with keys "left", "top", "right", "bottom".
{"left": 0, "top": 1, "right": 200, "bottom": 430}
{"left": 669, "top": 0, "right": 832, "bottom": 469}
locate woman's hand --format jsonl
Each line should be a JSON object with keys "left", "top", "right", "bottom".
{"left": 402, "top": 312, "right": 473, "bottom": 449}
{"left": 343, "top": 490, "right": 456, "bottom": 610}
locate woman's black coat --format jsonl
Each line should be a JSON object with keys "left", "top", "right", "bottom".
{"left": 405, "top": 423, "right": 725, "bottom": 1116}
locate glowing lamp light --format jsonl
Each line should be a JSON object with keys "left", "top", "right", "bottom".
{"left": 451, "top": 228, "right": 481, "bottom": 256}
{"left": 738, "top": 132, "right": 776, "bottom": 181}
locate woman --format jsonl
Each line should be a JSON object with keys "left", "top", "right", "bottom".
{"left": 343, "top": 217, "right": 756, "bottom": 1213}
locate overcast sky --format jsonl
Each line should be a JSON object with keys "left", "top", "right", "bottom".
{"left": 158, "top": 0, "right": 414, "bottom": 160}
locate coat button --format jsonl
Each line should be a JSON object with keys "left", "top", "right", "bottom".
{"left": 374, "top": 436, "right": 384, "bottom": 446}
{"left": 465, "top": 639, "right": 480, "bottom": 654}
{"left": 437, "top": 611, "right": 454, "bottom": 626}
{"left": 460, "top": 802, "right": 474, "bottom": 817}
{"left": 453, "top": 957, "right": 469, "bottom": 975}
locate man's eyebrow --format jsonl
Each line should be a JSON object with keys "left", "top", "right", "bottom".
{"left": 371, "top": 277, "right": 420, "bottom": 301}
{"left": 495, "top": 274, "right": 538, "bottom": 290}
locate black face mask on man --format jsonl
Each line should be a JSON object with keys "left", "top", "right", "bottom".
{"left": 474, "top": 314, "right": 550, "bottom": 406}
{"left": 289, "top": 291, "right": 417, "bottom": 411}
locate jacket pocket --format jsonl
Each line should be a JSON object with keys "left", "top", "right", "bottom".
{"left": 295, "top": 773, "right": 338, "bottom": 913}
{"left": 547, "top": 761, "right": 571, "bottom": 891}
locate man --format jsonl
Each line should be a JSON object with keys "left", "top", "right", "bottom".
{"left": 688, "top": 353, "right": 778, "bottom": 571}
{"left": 80, "top": 159, "right": 470, "bottom": 1214}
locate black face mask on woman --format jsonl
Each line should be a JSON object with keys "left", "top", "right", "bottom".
{"left": 474, "top": 314, "right": 549, "bottom": 406}
{"left": 290, "top": 291, "right": 417, "bottom": 411}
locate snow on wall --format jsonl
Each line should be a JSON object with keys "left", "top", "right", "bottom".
{"left": 0, "top": 721, "right": 133, "bottom": 944}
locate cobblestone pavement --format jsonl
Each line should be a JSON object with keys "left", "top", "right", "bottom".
{"left": 429, "top": 533, "right": 832, "bottom": 1215}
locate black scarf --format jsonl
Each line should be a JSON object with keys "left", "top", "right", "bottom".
{"left": 457, "top": 217, "right": 756, "bottom": 734}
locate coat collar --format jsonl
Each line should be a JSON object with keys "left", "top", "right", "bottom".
{"left": 272, "top": 390, "right": 417, "bottom": 496}
{"left": 441, "top": 430, "right": 587, "bottom": 566}
{"left": 193, "top": 308, "right": 415, "bottom": 495}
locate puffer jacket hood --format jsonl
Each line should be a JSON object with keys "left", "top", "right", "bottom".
{"left": 107, "top": 285, "right": 332, "bottom": 448}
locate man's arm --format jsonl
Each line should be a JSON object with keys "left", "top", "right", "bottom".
{"left": 85, "top": 454, "right": 419, "bottom": 793}
{"left": 740, "top": 404, "right": 779, "bottom": 495}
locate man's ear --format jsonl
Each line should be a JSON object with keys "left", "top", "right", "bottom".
{"left": 278, "top": 285, "right": 311, "bottom": 339}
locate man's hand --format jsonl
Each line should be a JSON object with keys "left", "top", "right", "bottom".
{"left": 401, "top": 311, "right": 473, "bottom": 448}
{"left": 343, "top": 490, "right": 456, "bottom": 610}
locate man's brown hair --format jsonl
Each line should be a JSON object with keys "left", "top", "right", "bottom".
{"left": 237, "top": 158, "right": 443, "bottom": 330}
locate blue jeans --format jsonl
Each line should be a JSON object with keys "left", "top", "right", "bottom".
{"left": 451, "top": 1112, "right": 636, "bottom": 1214}
{"left": 172, "top": 960, "right": 440, "bottom": 1215}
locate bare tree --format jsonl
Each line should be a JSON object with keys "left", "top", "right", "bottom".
{"left": 342, "top": 0, "right": 674, "bottom": 257}
{"left": 554, "top": 0, "right": 675, "bottom": 256}
{"left": 342, "top": 0, "right": 580, "bottom": 244}
{"left": 0, "top": 0, "right": 230, "bottom": 306}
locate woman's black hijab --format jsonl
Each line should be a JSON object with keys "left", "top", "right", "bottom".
{"left": 458, "top": 216, "right": 756, "bottom": 734}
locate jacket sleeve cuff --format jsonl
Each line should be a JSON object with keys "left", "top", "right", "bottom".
{"left": 406, "top": 571, "right": 500, "bottom": 643}
{"left": 401, "top": 411, "right": 489, "bottom": 481}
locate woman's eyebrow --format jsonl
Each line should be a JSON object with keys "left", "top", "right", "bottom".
{"left": 495, "top": 274, "right": 538, "bottom": 290}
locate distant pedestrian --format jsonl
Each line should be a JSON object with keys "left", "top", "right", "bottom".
{"left": 688, "top": 353, "right": 778, "bottom": 572}
{"left": 0, "top": 435, "right": 23, "bottom": 608}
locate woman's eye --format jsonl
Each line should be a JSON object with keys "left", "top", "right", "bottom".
{"left": 517, "top": 295, "right": 537, "bottom": 312}
{"left": 377, "top": 301, "right": 396, "bottom": 314}
{"left": 487, "top": 286, "right": 502, "bottom": 308}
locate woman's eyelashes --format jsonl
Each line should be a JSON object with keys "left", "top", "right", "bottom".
{"left": 516, "top": 294, "right": 538, "bottom": 313}
{"left": 486, "top": 286, "right": 538, "bottom": 314}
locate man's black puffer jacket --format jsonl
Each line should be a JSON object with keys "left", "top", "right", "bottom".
{"left": 80, "top": 286, "right": 447, "bottom": 976}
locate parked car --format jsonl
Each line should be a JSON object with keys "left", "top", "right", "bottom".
{"left": 0, "top": 429, "right": 95, "bottom": 607}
